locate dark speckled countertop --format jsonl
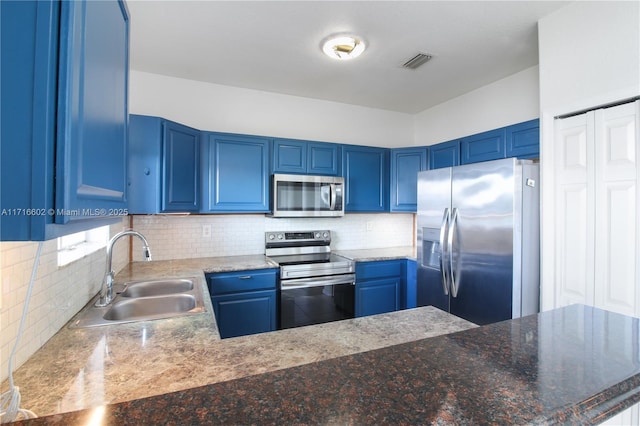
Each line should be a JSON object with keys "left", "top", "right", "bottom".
{"left": 12, "top": 304, "right": 640, "bottom": 425}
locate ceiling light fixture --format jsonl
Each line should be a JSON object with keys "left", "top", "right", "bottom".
{"left": 321, "top": 34, "right": 366, "bottom": 60}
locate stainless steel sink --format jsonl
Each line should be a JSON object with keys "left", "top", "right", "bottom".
{"left": 120, "top": 278, "right": 194, "bottom": 297}
{"left": 69, "top": 277, "right": 205, "bottom": 328}
{"left": 103, "top": 294, "right": 197, "bottom": 321}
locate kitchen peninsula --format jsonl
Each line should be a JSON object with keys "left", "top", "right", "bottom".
{"left": 4, "top": 256, "right": 640, "bottom": 424}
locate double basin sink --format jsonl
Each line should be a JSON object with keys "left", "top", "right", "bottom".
{"left": 70, "top": 277, "right": 206, "bottom": 328}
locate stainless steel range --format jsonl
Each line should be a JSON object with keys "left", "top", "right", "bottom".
{"left": 265, "top": 230, "right": 355, "bottom": 329}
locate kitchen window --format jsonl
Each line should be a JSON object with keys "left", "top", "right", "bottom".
{"left": 57, "top": 226, "right": 109, "bottom": 267}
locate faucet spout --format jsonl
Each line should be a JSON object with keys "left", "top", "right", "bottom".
{"left": 95, "top": 229, "right": 152, "bottom": 307}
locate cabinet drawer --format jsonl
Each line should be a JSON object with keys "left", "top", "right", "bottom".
{"left": 207, "top": 269, "right": 277, "bottom": 295}
{"left": 356, "top": 260, "right": 403, "bottom": 280}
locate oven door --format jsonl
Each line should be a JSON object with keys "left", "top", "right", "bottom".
{"left": 279, "top": 274, "right": 355, "bottom": 330}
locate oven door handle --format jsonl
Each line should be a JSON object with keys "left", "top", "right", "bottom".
{"left": 280, "top": 274, "right": 355, "bottom": 290}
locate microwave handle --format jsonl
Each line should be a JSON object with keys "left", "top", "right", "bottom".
{"left": 329, "top": 183, "right": 337, "bottom": 210}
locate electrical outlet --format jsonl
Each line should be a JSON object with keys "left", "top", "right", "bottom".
{"left": 366, "top": 221, "right": 374, "bottom": 231}
{"left": 202, "top": 225, "right": 211, "bottom": 238}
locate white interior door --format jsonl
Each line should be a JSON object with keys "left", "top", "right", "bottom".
{"left": 552, "top": 100, "right": 640, "bottom": 317}
{"left": 593, "top": 101, "right": 640, "bottom": 317}
{"left": 553, "top": 112, "right": 595, "bottom": 308}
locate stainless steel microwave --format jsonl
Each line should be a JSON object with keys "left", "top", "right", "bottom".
{"left": 270, "top": 174, "right": 344, "bottom": 217}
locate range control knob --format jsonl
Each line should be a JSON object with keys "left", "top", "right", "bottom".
{"left": 315, "top": 232, "right": 321, "bottom": 239}
{"left": 277, "top": 233, "right": 284, "bottom": 240}
{"left": 268, "top": 234, "right": 275, "bottom": 240}
{"left": 323, "top": 232, "right": 329, "bottom": 239}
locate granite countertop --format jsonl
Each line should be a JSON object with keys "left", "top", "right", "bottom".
{"left": 336, "top": 246, "right": 416, "bottom": 262}
{"left": 2, "top": 254, "right": 473, "bottom": 420}
{"left": 15, "top": 304, "right": 640, "bottom": 425}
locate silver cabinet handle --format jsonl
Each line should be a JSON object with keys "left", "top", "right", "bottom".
{"left": 448, "top": 208, "right": 460, "bottom": 298}
{"left": 439, "top": 208, "right": 450, "bottom": 296}
{"left": 238, "top": 276, "right": 252, "bottom": 280}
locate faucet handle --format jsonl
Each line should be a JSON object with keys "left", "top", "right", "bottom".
{"left": 143, "top": 246, "right": 152, "bottom": 261}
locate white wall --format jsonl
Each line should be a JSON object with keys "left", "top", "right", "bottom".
{"left": 413, "top": 66, "right": 540, "bottom": 146}
{"left": 130, "top": 71, "right": 414, "bottom": 148}
{"left": 538, "top": 1, "right": 640, "bottom": 311}
{"left": 538, "top": 1, "right": 640, "bottom": 114}
{"left": 0, "top": 220, "right": 129, "bottom": 382}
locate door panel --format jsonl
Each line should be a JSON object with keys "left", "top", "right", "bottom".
{"left": 593, "top": 102, "right": 639, "bottom": 317}
{"left": 56, "top": 0, "right": 129, "bottom": 222}
{"left": 553, "top": 113, "right": 596, "bottom": 308}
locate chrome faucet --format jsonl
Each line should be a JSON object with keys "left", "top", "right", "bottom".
{"left": 96, "top": 229, "right": 152, "bottom": 307}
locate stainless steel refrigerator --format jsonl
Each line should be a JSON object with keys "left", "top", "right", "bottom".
{"left": 417, "top": 158, "right": 539, "bottom": 325}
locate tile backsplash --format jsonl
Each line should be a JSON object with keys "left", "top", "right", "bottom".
{"left": 131, "top": 213, "right": 415, "bottom": 260}
{"left": 0, "top": 219, "right": 129, "bottom": 383}
{"left": 1, "top": 213, "right": 414, "bottom": 382}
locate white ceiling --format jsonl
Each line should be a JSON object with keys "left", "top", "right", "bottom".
{"left": 127, "top": 1, "right": 568, "bottom": 114}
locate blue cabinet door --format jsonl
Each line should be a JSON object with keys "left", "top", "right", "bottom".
{"left": 506, "top": 119, "right": 539, "bottom": 159}
{"left": 272, "top": 139, "right": 306, "bottom": 174}
{"left": 404, "top": 259, "right": 417, "bottom": 309}
{"left": 460, "top": 128, "right": 506, "bottom": 164}
{"left": 355, "top": 260, "right": 405, "bottom": 316}
{"left": 128, "top": 115, "right": 200, "bottom": 213}
{"left": 202, "top": 133, "right": 270, "bottom": 212}
{"left": 162, "top": 121, "right": 200, "bottom": 212}
{"left": 356, "top": 278, "right": 401, "bottom": 317}
{"left": 55, "top": 0, "right": 129, "bottom": 224}
{"left": 212, "top": 290, "right": 277, "bottom": 338}
{"left": 342, "top": 146, "right": 389, "bottom": 212}
{"left": 1, "top": 0, "right": 128, "bottom": 241}
{"left": 390, "top": 148, "right": 427, "bottom": 212}
{"left": 272, "top": 139, "right": 340, "bottom": 176}
{"left": 308, "top": 142, "right": 340, "bottom": 176}
{"left": 429, "top": 140, "right": 460, "bottom": 170}
{"left": 207, "top": 269, "right": 278, "bottom": 338}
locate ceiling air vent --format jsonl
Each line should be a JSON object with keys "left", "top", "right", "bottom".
{"left": 402, "top": 53, "right": 433, "bottom": 70}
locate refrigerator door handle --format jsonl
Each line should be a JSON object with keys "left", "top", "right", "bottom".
{"left": 439, "top": 208, "right": 450, "bottom": 296}
{"left": 448, "top": 207, "right": 460, "bottom": 298}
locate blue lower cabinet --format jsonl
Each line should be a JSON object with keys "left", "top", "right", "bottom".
{"left": 355, "top": 277, "right": 401, "bottom": 317}
{"left": 207, "top": 269, "right": 278, "bottom": 338}
{"left": 211, "top": 290, "right": 276, "bottom": 339}
{"left": 355, "top": 260, "right": 405, "bottom": 317}
{"left": 405, "top": 259, "right": 417, "bottom": 309}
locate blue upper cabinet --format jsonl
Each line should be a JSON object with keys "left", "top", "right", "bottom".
{"left": 506, "top": 118, "right": 540, "bottom": 159}
{"left": 390, "top": 147, "right": 428, "bottom": 212}
{"left": 128, "top": 115, "right": 200, "bottom": 214}
{"left": 307, "top": 142, "right": 341, "bottom": 176}
{"left": 460, "top": 128, "right": 506, "bottom": 165}
{"left": 429, "top": 140, "right": 460, "bottom": 170}
{"left": 272, "top": 139, "right": 306, "bottom": 174}
{"left": 202, "top": 133, "right": 270, "bottom": 212}
{"left": 272, "top": 139, "right": 340, "bottom": 176}
{"left": 55, "top": 0, "right": 129, "bottom": 224}
{"left": 162, "top": 121, "right": 200, "bottom": 212}
{"left": 1, "top": 0, "right": 129, "bottom": 241}
{"left": 342, "top": 145, "right": 389, "bottom": 212}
